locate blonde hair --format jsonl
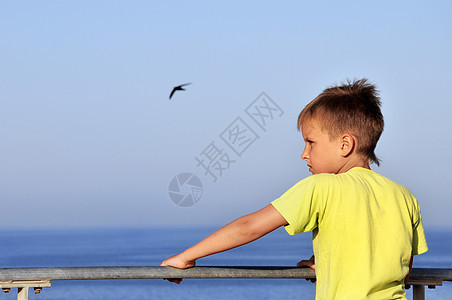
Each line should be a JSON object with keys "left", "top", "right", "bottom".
{"left": 298, "top": 79, "right": 384, "bottom": 165}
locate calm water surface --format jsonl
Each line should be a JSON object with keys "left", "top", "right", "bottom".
{"left": 0, "top": 227, "right": 450, "bottom": 299}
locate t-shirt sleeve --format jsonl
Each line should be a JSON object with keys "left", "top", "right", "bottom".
{"left": 411, "top": 198, "right": 428, "bottom": 255}
{"left": 271, "top": 175, "right": 326, "bottom": 235}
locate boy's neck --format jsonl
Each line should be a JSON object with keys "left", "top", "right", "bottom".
{"left": 337, "top": 159, "right": 370, "bottom": 174}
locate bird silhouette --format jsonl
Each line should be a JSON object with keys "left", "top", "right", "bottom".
{"left": 169, "top": 83, "right": 191, "bottom": 100}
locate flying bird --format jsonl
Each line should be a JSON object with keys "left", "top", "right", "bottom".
{"left": 169, "top": 83, "right": 191, "bottom": 100}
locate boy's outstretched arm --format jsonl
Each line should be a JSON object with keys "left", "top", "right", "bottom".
{"left": 161, "top": 204, "right": 287, "bottom": 277}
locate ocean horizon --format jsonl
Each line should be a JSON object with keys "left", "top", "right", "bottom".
{"left": 0, "top": 226, "right": 450, "bottom": 299}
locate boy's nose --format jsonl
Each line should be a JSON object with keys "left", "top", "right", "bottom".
{"left": 301, "top": 149, "right": 309, "bottom": 161}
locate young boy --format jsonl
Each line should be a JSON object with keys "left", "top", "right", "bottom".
{"left": 161, "top": 79, "right": 428, "bottom": 299}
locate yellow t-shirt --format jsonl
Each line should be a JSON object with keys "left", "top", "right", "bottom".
{"left": 271, "top": 167, "right": 428, "bottom": 300}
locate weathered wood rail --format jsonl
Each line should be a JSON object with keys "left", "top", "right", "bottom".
{"left": 0, "top": 266, "right": 450, "bottom": 300}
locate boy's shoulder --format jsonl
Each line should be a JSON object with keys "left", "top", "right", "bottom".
{"left": 306, "top": 168, "right": 412, "bottom": 193}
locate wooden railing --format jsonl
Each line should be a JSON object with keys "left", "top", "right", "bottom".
{"left": 0, "top": 266, "right": 451, "bottom": 300}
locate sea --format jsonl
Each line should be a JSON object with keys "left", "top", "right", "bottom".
{"left": 0, "top": 227, "right": 450, "bottom": 300}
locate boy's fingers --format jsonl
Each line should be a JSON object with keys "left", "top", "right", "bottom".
{"left": 297, "top": 255, "right": 315, "bottom": 269}
{"left": 297, "top": 256, "right": 316, "bottom": 283}
{"left": 297, "top": 261, "right": 316, "bottom": 282}
{"left": 163, "top": 278, "right": 183, "bottom": 284}
{"left": 297, "top": 260, "right": 315, "bottom": 269}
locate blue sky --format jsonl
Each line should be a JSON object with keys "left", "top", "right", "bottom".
{"left": 1, "top": 1, "right": 451, "bottom": 229}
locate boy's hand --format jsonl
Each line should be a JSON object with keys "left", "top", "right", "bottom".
{"left": 297, "top": 255, "right": 316, "bottom": 283}
{"left": 160, "top": 253, "right": 196, "bottom": 284}
{"left": 297, "top": 255, "right": 315, "bottom": 269}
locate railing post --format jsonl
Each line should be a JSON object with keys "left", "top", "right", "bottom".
{"left": 17, "top": 287, "right": 29, "bottom": 300}
{"left": 0, "top": 280, "right": 51, "bottom": 300}
{"left": 412, "top": 285, "right": 425, "bottom": 300}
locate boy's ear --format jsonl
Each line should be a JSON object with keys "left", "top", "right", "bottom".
{"left": 340, "top": 134, "right": 355, "bottom": 157}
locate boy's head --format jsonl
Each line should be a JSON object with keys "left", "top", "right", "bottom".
{"left": 298, "top": 79, "right": 384, "bottom": 170}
